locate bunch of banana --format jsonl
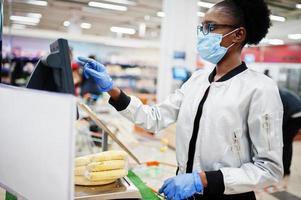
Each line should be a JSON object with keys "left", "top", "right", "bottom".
{"left": 74, "top": 150, "right": 128, "bottom": 186}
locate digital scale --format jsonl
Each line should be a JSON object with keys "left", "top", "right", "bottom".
{"left": 76, "top": 103, "right": 143, "bottom": 200}
{"left": 75, "top": 177, "right": 141, "bottom": 200}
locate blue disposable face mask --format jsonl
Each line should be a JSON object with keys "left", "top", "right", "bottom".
{"left": 197, "top": 29, "right": 239, "bottom": 64}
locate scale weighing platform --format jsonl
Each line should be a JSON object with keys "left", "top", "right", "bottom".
{"left": 75, "top": 177, "right": 141, "bottom": 200}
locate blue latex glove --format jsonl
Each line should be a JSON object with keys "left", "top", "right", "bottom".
{"left": 159, "top": 171, "right": 203, "bottom": 200}
{"left": 77, "top": 57, "right": 113, "bottom": 92}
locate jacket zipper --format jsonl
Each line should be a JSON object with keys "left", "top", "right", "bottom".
{"left": 263, "top": 114, "right": 271, "bottom": 151}
{"left": 233, "top": 131, "right": 242, "bottom": 166}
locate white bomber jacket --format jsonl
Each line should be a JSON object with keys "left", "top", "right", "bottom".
{"left": 109, "top": 62, "right": 284, "bottom": 196}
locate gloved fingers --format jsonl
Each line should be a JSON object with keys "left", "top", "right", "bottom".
{"left": 83, "top": 66, "right": 90, "bottom": 79}
{"left": 83, "top": 71, "right": 89, "bottom": 79}
{"left": 88, "top": 62, "right": 106, "bottom": 72}
{"left": 159, "top": 178, "right": 173, "bottom": 194}
{"left": 164, "top": 186, "right": 175, "bottom": 200}
{"left": 84, "top": 67, "right": 104, "bottom": 79}
{"left": 159, "top": 182, "right": 168, "bottom": 194}
{"left": 77, "top": 56, "right": 106, "bottom": 72}
{"left": 95, "top": 62, "right": 105, "bottom": 72}
{"left": 158, "top": 185, "right": 165, "bottom": 194}
{"left": 164, "top": 182, "right": 177, "bottom": 199}
{"left": 77, "top": 56, "right": 95, "bottom": 64}
{"left": 174, "top": 192, "right": 182, "bottom": 200}
{"left": 77, "top": 57, "right": 96, "bottom": 70}
{"left": 77, "top": 59, "right": 86, "bottom": 67}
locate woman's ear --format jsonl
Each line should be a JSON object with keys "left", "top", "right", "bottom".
{"left": 233, "top": 27, "right": 246, "bottom": 44}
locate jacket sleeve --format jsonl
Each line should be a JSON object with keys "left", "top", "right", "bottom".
{"left": 219, "top": 81, "right": 284, "bottom": 195}
{"left": 108, "top": 80, "right": 192, "bottom": 133}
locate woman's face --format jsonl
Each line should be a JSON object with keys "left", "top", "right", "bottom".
{"left": 202, "top": 6, "right": 245, "bottom": 49}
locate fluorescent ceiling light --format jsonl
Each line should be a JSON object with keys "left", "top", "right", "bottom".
{"left": 270, "top": 14, "right": 286, "bottom": 22}
{"left": 268, "top": 39, "right": 284, "bottom": 45}
{"left": 288, "top": 34, "right": 301, "bottom": 40}
{"left": 10, "top": 15, "right": 40, "bottom": 24}
{"left": 296, "top": 4, "right": 301, "bottom": 9}
{"left": 157, "top": 11, "right": 165, "bottom": 17}
{"left": 101, "top": 0, "right": 136, "bottom": 6}
{"left": 80, "top": 23, "right": 92, "bottom": 29}
{"left": 63, "top": 21, "right": 70, "bottom": 27}
{"left": 27, "top": 13, "right": 42, "bottom": 18}
{"left": 197, "top": 11, "right": 205, "bottom": 17}
{"left": 110, "top": 26, "right": 136, "bottom": 34}
{"left": 88, "top": 1, "right": 127, "bottom": 11}
{"left": 12, "top": 21, "right": 39, "bottom": 26}
{"left": 198, "top": 1, "right": 214, "bottom": 8}
{"left": 26, "top": 0, "right": 48, "bottom": 6}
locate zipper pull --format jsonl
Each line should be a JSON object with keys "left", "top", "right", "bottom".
{"left": 264, "top": 114, "right": 272, "bottom": 150}
{"left": 233, "top": 131, "right": 240, "bottom": 151}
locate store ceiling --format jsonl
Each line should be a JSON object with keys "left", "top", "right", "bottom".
{"left": 3, "top": 0, "right": 301, "bottom": 43}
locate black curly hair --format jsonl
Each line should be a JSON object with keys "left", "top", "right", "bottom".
{"left": 215, "top": 0, "right": 271, "bottom": 45}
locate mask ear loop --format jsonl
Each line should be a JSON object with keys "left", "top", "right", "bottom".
{"left": 226, "top": 43, "right": 235, "bottom": 49}
{"left": 223, "top": 28, "right": 240, "bottom": 38}
{"left": 223, "top": 28, "right": 240, "bottom": 49}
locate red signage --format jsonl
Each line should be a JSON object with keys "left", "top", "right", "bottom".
{"left": 242, "top": 44, "right": 301, "bottom": 63}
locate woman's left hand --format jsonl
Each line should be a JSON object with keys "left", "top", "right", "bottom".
{"left": 159, "top": 171, "right": 203, "bottom": 200}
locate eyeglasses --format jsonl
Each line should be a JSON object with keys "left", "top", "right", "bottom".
{"left": 197, "top": 23, "right": 239, "bottom": 35}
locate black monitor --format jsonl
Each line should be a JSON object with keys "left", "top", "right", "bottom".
{"left": 26, "top": 38, "right": 75, "bottom": 95}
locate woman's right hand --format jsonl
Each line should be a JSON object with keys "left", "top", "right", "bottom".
{"left": 77, "top": 57, "right": 113, "bottom": 92}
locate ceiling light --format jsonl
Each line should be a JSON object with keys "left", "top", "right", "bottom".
{"left": 101, "top": 0, "right": 136, "bottom": 6}
{"left": 26, "top": 0, "right": 48, "bottom": 6}
{"left": 268, "top": 39, "right": 284, "bottom": 45}
{"left": 288, "top": 34, "right": 301, "bottom": 40}
{"left": 296, "top": 4, "right": 301, "bottom": 9}
{"left": 10, "top": 15, "right": 40, "bottom": 24}
{"left": 12, "top": 21, "right": 39, "bottom": 26}
{"left": 27, "top": 13, "right": 42, "bottom": 18}
{"left": 198, "top": 1, "right": 214, "bottom": 8}
{"left": 63, "top": 21, "right": 70, "bottom": 27}
{"left": 270, "top": 14, "right": 286, "bottom": 22}
{"left": 80, "top": 23, "right": 92, "bottom": 29}
{"left": 12, "top": 24, "right": 26, "bottom": 29}
{"left": 157, "top": 11, "right": 165, "bottom": 17}
{"left": 110, "top": 26, "right": 136, "bottom": 34}
{"left": 88, "top": 1, "right": 127, "bottom": 11}
{"left": 197, "top": 11, "right": 205, "bottom": 17}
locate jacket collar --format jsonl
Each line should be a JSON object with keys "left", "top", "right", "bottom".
{"left": 208, "top": 62, "right": 248, "bottom": 83}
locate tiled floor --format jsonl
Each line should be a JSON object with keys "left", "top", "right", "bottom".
{"left": 0, "top": 141, "right": 301, "bottom": 200}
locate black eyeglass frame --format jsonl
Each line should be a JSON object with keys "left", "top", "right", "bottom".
{"left": 197, "top": 23, "right": 240, "bottom": 35}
